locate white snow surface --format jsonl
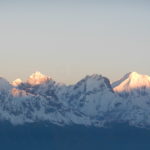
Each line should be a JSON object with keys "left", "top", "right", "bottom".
{"left": 27, "top": 72, "right": 51, "bottom": 85}
{"left": 12, "top": 78, "right": 22, "bottom": 87}
{"left": 112, "top": 72, "right": 150, "bottom": 93}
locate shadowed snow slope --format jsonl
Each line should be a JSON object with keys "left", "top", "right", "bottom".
{"left": 0, "top": 77, "right": 12, "bottom": 91}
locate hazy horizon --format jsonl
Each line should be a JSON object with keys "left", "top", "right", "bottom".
{"left": 0, "top": 0, "right": 150, "bottom": 84}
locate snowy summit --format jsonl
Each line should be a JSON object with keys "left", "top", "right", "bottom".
{"left": 27, "top": 72, "right": 51, "bottom": 85}
{"left": 112, "top": 72, "right": 150, "bottom": 93}
{"left": 12, "top": 78, "right": 22, "bottom": 87}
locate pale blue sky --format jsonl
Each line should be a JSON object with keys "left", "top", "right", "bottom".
{"left": 0, "top": 0, "right": 150, "bottom": 84}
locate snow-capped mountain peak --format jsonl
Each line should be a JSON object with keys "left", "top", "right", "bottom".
{"left": 12, "top": 78, "right": 22, "bottom": 87}
{"left": 83, "top": 74, "right": 112, "bottom": 92}
{"left": 112, "top": 72, "right": 150, "bottom": 93}
{"left": 27, "top": 72, "right": 51, "bottom": 85}
{"left": 70, "top": 74, "right": 113, "bottom": 95}
{"left": 1, "top": 72, "right": 150, "bottom": 128}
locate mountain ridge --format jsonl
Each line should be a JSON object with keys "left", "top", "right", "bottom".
{"left": 0, "top": 71, "right": 150, "bottom": 128}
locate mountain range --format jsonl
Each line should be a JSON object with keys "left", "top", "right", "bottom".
{"left": 0, "top": 71, "right": 150, "bottom": 128}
